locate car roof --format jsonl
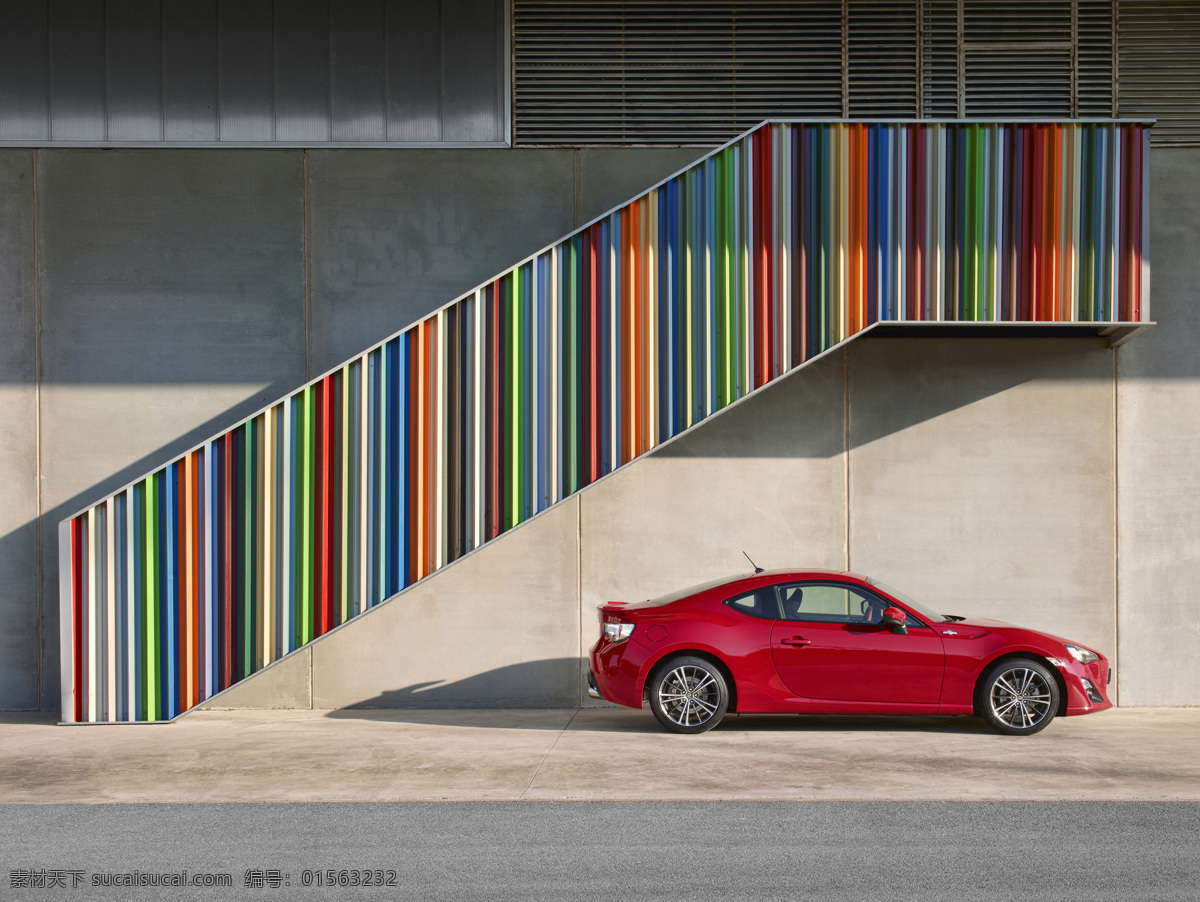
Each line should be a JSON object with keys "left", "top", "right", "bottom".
{"left": 624, "top": 568, "right": 875, "bottom": 610}
{"left": 758, "top": 568, "right": 855, "bottom": 579}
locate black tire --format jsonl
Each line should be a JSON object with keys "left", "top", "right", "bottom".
{"left": 648, "top": 655, "right": 730, "bottom": 734}
{"left": 977, "top": 657, "right": 1060, "bottom": 736}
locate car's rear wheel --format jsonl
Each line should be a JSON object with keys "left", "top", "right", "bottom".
{"left": 648, "top": 656, "right": 729, "bottom": 734}
{"left": 977, "top": 657, "right": 1059, "bottom": 736}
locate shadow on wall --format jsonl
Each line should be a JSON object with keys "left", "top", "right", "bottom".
{"left": 651, "top": 336, "right": 1114, "bottom": 459}
{"left": 5, "top": 381, "right": 302, "bottom": 711}
{"left": 328, "top": 657, "right": 583, "bottom": 712}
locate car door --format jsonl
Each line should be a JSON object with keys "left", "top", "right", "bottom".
{"left": 769, "top": 581, "right": 945, "bottom": 704}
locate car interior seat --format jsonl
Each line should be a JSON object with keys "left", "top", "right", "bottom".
{"left": 784, "top": 589, "right": 803, "bottom": 619}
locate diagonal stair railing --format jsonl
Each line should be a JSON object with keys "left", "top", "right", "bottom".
{"left": 61, "top": 120, "right": 1152, "bottom": 722}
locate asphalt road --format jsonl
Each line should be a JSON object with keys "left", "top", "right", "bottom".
{"left": 2, "top": 802, "right": 1197, "bottom": 901}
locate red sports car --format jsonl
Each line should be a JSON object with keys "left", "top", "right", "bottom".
{"left": 588, "top": 569, "right": 1111, "bottom": 735}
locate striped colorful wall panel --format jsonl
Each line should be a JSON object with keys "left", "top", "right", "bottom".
{"left": 60, "top": 120, "right": 1151, "bottom": 722}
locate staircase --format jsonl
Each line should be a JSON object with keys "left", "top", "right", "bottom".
{"left": 60, "top": 120, "right": 1151, "bottom": 722}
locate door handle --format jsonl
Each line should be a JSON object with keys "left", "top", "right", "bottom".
{"left": 780, "top": 636, "right": 811, "bottom": 646}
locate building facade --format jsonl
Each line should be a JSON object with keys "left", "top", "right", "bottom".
{"left": 0, "top": 0, "right": 1197, "bottom": 715}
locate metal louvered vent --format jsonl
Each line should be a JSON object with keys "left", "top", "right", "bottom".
{"left": 516, "top": 0, "right": 1121, "bottom": 146}
{"left": 514, "top": 0, "right": 843, "bottom": 145}
{"left": 1078, "top": 0, "right": 1116, "bottom": 117}
{"left": 965, "top": 52, "right": 1074, "bottom": 117}
{"left": 964, "top": 0, "right": 1072, "bottom": 41}
{"left": 960, "top": 0, "right": 1111, "bottom": 120}
{"left": 848, "top": 2, "right": 918, "bottom": 117}
{"left": 921, "top": 0, "right": 958, "bottom": 118}
{"left": 1119, "top": 0, "right": 1200, "bottom": 145}
{"left": 962, "top": 0, "right": 1073, "bottom": 118}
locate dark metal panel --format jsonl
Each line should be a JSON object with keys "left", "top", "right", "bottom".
{"left": 331, "top": 0, "right": 387, "bottom": 142}
{"left": 6, "top": 0, "right": 506, "bottom": 146}
{"left": 218, "top": 0, "right": 274, "bottom": 141}
{"left": 0, "top": 3, "right": 50, "bottom": 141}
{"left": 164, "top": 0, "right": 219, "bottom": 141}
{"left": 49, "top": 0, "right": 106, "bottom": 140}
{"left": 275, "top": 0, "right": 331, "bottom": 142}
{"left": 386, "top": 0, "right": 442, "bottom": 141}
{"left": 442, "top": 0, "right": 504, "bottom": 142}
{"left": 106, "top": 0, "right": 162, "bottom": 142}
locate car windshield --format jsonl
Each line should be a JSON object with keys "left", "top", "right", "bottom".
{"left": 865, "top": 577, "right": 949, "bottom": 623}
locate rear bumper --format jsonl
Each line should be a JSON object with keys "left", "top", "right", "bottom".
{"left": 586, "top": 669, "right": 604, "bottom": 700}
{"left": 589, "top": 636, "right": 652, "bottom": 709}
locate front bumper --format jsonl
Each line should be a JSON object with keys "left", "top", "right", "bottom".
{"left": 1056, "top": 654, "right": 1114, "bottom": 716}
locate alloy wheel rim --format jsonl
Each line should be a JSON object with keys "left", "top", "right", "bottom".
{"left": 990, "top": 667, "right": 1053, "bottom": 729}
{"left": 659, "top": 665, "right": 719, "bottom": 727}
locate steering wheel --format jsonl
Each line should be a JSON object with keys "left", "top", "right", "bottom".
{"left": 860, "top": 599, "right": 879, "bottom": 624}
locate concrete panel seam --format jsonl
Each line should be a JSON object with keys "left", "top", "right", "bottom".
{"left": 304, "top": 149, "right": 312, "bottom": 381}
{"left": 577, "top": 495, "right": 583, "bottom": 707}
{"left": 519, "top": 708, "right": 578, "bottom": 799}
{"left": 844, "top": 346, "right": 850, "bottom": 572}
{"left": 1113, "top": 347, "right": 1120, "bottom": 706}
{"left": 34, "top": 148, "right": 44, "bottom": 711}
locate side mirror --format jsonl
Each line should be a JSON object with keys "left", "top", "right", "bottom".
{"left": 881, "top": 606, "right": 908, "bottom": 635}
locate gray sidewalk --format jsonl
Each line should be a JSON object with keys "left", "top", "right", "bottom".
{"left": 1, "top": 707, "right": 1197, "bottom": 803}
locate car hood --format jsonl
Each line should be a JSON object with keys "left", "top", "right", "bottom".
{"left": 937, "top": 617, "right": 1083, "bottom": 650}
{"left": 938, "top": 617, "right": 1017, "bottom": 631}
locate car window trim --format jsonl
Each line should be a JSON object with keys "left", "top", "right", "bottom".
{"left": 721, "top": 588, "right": 783, "bottom": 621}
{"left": 771, "top": 580, "right": 928, "bottom": 628}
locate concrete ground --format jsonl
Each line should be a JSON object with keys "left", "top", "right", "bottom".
{"left": 0, "top": 707, "right": 1196, "bottom": 804}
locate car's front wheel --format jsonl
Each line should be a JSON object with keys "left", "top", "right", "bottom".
{"left": 648, "top": 656, "right": 729, "bottom": 734}
{"left": 977, "top": 657, "right": 1060, "bottom": 736}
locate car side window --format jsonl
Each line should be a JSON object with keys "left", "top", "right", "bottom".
{"left": 775, "top": 582, "right": 923, "bottom": 626}
{"left": 723, "top": 589, "right": 782, "bottom": 620}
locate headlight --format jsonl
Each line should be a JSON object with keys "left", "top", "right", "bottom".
{"left": 603, "top": 622, "right": 634, "bottom": 643}
{"left": 1064, "top": 644, "right": 1098, "bottom": 665}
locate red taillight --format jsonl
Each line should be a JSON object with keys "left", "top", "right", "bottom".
{"left": 602, "top": 622, "right": 635, "bottom": 643}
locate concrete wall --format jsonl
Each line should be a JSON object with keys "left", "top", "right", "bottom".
{"left": 3, "top": 145, "right": 1198, "bottom": 712}
{"left": 849, "top": 339, "right": 1117, "bottom": 666}
{"left": 0, "top": 152, "right": 38, "bottom": 710}
{"left": 0, "top": 144, "right": 710, "bottom": 711}
{"left": 35, "top": 150, "right": 309, "bottom": 712}
{"left": 1117, "top": 148, "right": 1200, "bottom": 706}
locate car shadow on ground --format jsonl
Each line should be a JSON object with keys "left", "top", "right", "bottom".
{"left": 319, "top": 659, "right": 997, "bottom": 735}
{"left": 324, "top": 705, "right": 995, "bottom": 736}
{"left": 711, "top": 712, "right": 995, "bottom": 735}
{"left": 571, "top": 710, "right": 996, "bottom": 736}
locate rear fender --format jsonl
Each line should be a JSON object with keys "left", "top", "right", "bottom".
{"left": 638, "top": 647, "right": 739, "bottom": 713}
